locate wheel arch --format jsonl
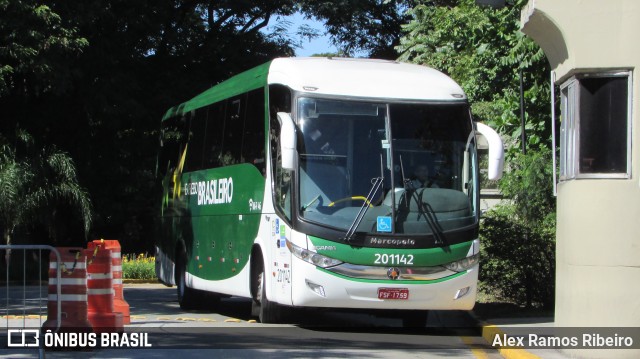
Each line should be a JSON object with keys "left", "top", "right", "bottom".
{"left": 250, "top": 243, "right": 266, "bottom": 301}
{"left": 174, "top": 239, "right": 188, "bottom": 281}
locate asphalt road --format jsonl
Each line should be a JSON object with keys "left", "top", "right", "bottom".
{"left": 0, "top": 283, "right": 502, "bottom": 358}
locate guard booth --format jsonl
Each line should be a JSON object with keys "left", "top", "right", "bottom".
{"left": 521, "top": 1, "right": 639, "bottom": 358}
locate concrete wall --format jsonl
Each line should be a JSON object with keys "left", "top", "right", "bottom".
{"left": 521, "top": 1, "right": 640, "bottom": 358}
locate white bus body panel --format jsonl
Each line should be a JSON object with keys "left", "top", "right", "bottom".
{"left": 268, "top": 57, "right": 466, "bottom": 101}
{"left": 290, "top": 258, "right": 478, "bottom": 310}
{"left": 187, "top": 267, "right": 251, "bottom": 298}
{"left": 155, "top": 245, "right": 175, "bottom": 286}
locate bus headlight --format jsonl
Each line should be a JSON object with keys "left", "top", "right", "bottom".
{"left": 443, "top": 254, "right": 479, "bottom": 273}
{"left": 286, "top": 240, "right": 343, "bottom": 268}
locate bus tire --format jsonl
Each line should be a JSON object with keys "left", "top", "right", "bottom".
{"left": 251, "top": 259, "right": 281, "bottom": 323}
{"left": 176, "top": 252, "right": 198, "bottom": 310}
{"left": 401, "top": 310, "right": 429, "bottom": 328}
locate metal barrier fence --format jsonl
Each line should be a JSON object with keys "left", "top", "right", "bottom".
{"left": 1, "top": 245, "right": 62, "bottom": 359}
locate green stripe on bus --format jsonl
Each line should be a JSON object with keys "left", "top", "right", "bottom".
{"left": 162, "top": 61, "right": 272, "bottom": 121}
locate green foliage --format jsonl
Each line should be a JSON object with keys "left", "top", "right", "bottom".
{"left": 480, "top": 148, "right": 556, "bottom": 308}
{"left": 397, "top": 0, "right": 551, "bottom": 155}
{"left": 398, "top": 0, "right": 557, "bottom": 308}
{"left": 122, "top": 253, "right": 156, "bottom": 280}
{"left": 0, "top": 129, "right": 92, "bottom": 246}
{"left": 0, "top": 0, "right": 413, "bottom": 253}
{"left": 499, "top": 148, "right": 555, "bottom": 225}
{"left": 0, "top": 0, "right": 88, "bottom": 96}
{"left": 299, "top": 0, "right": 414, "bottom": 58}
{"left": 2, "top": 0, "right": 304, "bottom": 251}
{"left": 480, "top": 204, "right": 555, "bottom": 309}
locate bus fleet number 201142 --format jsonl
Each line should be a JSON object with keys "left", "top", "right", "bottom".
{"left": 374, "top": 253, "right": 414, "bottom": 265}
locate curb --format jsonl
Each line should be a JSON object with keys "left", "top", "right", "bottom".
{"left": 123, "top": 279, "right": 160, "bottom": 284}
{"left": 480, "top": 324, "right": 541, "bottom": 359}
{"left": 469, "top": 310, "right": 542, "bottom": 359}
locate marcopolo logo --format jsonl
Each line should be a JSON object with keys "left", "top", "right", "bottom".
{"left": 7, "top": 329, "right": 39, "bottom": 347}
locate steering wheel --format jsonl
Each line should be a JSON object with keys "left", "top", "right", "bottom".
{"left": 328, "top": 196, "right": 373, "bottom": 207}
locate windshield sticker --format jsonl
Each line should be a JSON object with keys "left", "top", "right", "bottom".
{"left": 274, "top": 219, "right": 288, "bottom": 257}
{"left": 377, "top": 216, "right": 392, "bottom": 233}
{"left": 272, "top": 218, "right": 277, "bottom": 237}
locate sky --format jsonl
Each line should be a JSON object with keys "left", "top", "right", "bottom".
{"left": 266, "top": 12, "right": 338, "bottom": 57}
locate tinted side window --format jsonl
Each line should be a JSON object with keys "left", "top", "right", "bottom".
{"left": 203, "top": 102, "right": 226, "bottom": 169}
{"left": 184, "top": 110, "right": 206, "bottom": 172}
{"left": 269, "top": 85, "right": 292, "bottom": 220}
{"left": 244, "top": 88, "right": 266, "bottom": 175}
{"left": 188, "top": 87, "right": 267, "bottom": 172}
{"left": 221, "top": 95, "right": 245, "bottom": 166}
{"left": 158, "top": 115, "right": 188, "bottom": 178}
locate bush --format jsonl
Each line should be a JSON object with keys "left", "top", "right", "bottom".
{"left": 479, "top": 205, "right": 555, "bottom": 309}
{"left": 479, "top": 148, "right": 556, "bottom": 309}
{"left": 122, "top": 253, "right": 156, "bottom": 280}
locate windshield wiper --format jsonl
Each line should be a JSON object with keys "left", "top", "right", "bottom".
{"left": 415, "top": 190, "right": 446, "bottom": 245}
{"left": 342, "top": 176, "right": 383, "bottom": 243}
{"left": 399, "top": 156, "right": 446, "bottom": 245}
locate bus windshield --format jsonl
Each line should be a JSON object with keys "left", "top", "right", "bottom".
{"left": 297, "top": 97, "right": 477, "bottom": 237}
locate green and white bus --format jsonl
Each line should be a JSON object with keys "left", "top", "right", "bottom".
{"left": 155, "top": 57, "right": 504, "bottom": 325}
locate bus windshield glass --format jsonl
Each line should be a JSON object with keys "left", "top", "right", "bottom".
{"left": 297, "top": 97, "right": 477, "bottom": 237}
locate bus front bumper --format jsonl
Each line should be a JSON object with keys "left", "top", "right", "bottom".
{"left": 290, "top": 260, "right": 478, "bottom": 311}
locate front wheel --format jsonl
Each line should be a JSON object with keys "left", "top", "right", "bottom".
{"left": 251, "top": 259, "right": 282, "bottom": 323}
{"left": 176, "top": 253, "right": 198, "bottom": 310}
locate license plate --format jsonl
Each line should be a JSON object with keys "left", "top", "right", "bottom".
{"left": 377, "top": 288, "right": 409, "bottom": 300}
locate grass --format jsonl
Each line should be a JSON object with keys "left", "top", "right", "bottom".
{"left": 122, "top": 253, "right": 156, "bottom": 280}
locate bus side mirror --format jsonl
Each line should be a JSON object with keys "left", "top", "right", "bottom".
{"left": 475, "top": 122, "right": 504, "bottom": 180}
{"left": 277, "top": 112, "right": 296, "bottom": 171}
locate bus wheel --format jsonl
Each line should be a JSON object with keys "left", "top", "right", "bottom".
{"left": 176, "top": 253, "right": 198, "bottom": 310}
{"left": 252, "top": 261, "right": 281, "bottom": 323}
{"left": 401, "top": 310, "right": 429, "bottom": 328}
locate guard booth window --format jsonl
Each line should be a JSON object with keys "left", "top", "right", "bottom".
{"left": 560, "top": 72, "right": 631, "bottom": 180}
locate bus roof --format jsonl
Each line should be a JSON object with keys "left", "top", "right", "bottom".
{"left": 162, "top": 57, "right": 466, "bottom": 121}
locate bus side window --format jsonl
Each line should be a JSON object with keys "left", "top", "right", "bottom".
{"left": 222, "top": 94, "right": 245, "bottom": 166}
{"left": 184, "top": 110, "right": 206, "bottom": 172}
{"left": 203, "top": 102, "right": 225, "bottom": 169}
{"left": 158, "top": 115, "right": 188, "bottom": 209}
{"left": 243, "top": 87, "right": 266, "bottom": 176}
{"left": 159, "top": 116, "right": 187, "bottom": 178}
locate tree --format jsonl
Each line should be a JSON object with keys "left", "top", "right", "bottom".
{"left": 0, "top": 0, "right": 415, "bottom": 253}
{"left": 0, "top": 129, "right": 92, "bottom": 261}
{"left": 0, "top": 1, "right": 91, "bottom": 250}
{"left": 0, "top": 0, "right": 88, "bottom": 97}
{"left": 480, "top": 149, "right": 556, "bottom": 308}
{"left": 1, "top": 1, "right": 301, "bottom": 250}
{"left": 300, "top": 0, "right": 415, "bottom": 58}
{"left": 397, "top": 0, "right": 550, "bottom": 154}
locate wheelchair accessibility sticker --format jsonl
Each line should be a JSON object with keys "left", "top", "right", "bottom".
{"left": 377, "top": 216, "right": 392, "bottom": 233}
